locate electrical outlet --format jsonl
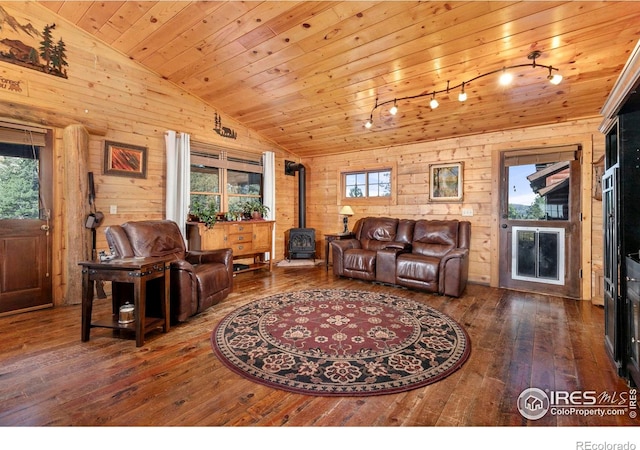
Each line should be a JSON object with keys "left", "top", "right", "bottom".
{"left": 110, "top": 205, "right": 118, "bottom": 214}
{"left": 461, "top": 208, "right": 474, "bottom": 217}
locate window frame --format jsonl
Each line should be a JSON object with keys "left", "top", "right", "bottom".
{"left": 189, "top": 142, "right": 264, "bottom": 214}
{"left": 338, "top": 163, "right": 397, "bottom": 206}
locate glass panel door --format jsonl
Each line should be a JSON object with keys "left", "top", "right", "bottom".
{"left": 512, "top": 226, "right": 565, "bottom": 285}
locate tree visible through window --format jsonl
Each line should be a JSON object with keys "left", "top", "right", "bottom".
{"left": 0, "top": 146, "right": 40, "bottom": 220}
{"left": 190, "top": 149, "right": 263, "bottom": 217}
{"left": 344, "top": 169, "right": 391, "bottom": 198}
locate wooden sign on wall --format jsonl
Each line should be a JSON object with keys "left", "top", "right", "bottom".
{"left": 0, "top": 6, "right": 68, "bottom": 79}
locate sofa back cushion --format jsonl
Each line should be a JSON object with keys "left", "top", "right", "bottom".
{"left": 412, "top": 220, "right": 459, "bottom": 258}
{"left": 359, "top": 217, "right": 399, "bottom": 251}
{"left": 395, "top": 219, "right": 416, "bottom": 245}
{"left": 121, "top": 220, "right": 187, "bottom": 259}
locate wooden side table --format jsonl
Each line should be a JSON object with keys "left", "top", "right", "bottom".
{"left": 324, "top": 232, "right": 355, "bottom": 271}
{"left": 79, "top": 257, "right": 171, "bottom": 347}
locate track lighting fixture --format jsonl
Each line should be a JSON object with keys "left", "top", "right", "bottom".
{"left": 364, "top": 51, "right": 562, "bottom": 129}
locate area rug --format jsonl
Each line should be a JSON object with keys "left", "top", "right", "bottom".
{"left": 211, "top": 289, "right": 470, "bottom": 396}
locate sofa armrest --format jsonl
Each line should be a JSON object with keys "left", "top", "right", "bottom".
{"left": 376, "top": 248, "right": 404, "bottom": 284}
{"left": 330, "top": 239, "right": 361, "bottom": 275}
{"left": 186, "top": 248, "right": 234, "bottom": 293}
{"left": 187, "top": 248, "right": 233, "bottom": 266}
{"left": 438, "top": 248, "right": 469, "bottom": 297}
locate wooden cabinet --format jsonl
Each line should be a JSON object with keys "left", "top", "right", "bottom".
{"left": 187, "top": 221, "right": 274, "bottom": 273}
{"left": 603, "top": 111, "right": 640, "bottom": 388}
{"left": 625, "top": 255, "right": 640, "bottom": 387}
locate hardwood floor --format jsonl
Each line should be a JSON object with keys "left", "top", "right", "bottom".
{"left": 1, "top": 265, "right": 637, "bottom": 431}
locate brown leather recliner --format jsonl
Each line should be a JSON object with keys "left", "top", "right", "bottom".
{"left": 396, "top": 220, "right": 470, "bottom": 297}
{"left": 331, "top": 217, "right": 399, "bottom": 281}
{"left": 105, "top": 220, "right": 233, "bottom": 322}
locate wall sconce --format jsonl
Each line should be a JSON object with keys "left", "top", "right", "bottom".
{"left": 339, "top": 205, "right": 354, "bottom": 233}
{"left": 364, "top": 50, "right": 562, "bottom": 128}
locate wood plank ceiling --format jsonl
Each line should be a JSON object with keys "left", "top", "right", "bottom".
{"left": 40, "top": 1, "right": 640, "bottom": 158}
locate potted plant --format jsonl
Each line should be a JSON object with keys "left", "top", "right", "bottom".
{"left": 188, "top": 199, "right": 218, "bottom": 228}
{"left": 241, "top": 199, "right": 270, "bottom": 220}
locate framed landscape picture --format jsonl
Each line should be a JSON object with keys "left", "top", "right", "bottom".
{"left": 103, "top": 141, "right": 147, "bottom": 179}
{"left": 429, "top": 162, "right": 463, "bottom": 202}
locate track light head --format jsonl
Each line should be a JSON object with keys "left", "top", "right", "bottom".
{"left": 458, "top": 82, "right": 467, "bottom": 102}
{"left": 499, "top": 68, "right": 513, "bottom": 86}
{"left": 547, "top": 67, "right": 563, "bottom": 85}
{"left": 430, "top": 95, "right": 439, "bottom": 109}
{"left": 389, "top": 100, "right": 398, "bottom": 115}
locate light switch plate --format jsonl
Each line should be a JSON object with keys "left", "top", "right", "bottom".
{"left": 461, "top": 208, "right": 473, "bottom": 217}
{"left": 110, "top": 205, "right": 117, "bottom": 214}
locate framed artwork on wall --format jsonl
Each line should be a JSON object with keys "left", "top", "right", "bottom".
{"left": 429, "top": 162, "right": 463, "bottom": 202}
{"left": 103, "top": 141, "right": 147, "bottom": 179}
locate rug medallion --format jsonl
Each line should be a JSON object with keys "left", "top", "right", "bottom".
{"left": 211, "top": 289, "right": 470, "bottom": 396}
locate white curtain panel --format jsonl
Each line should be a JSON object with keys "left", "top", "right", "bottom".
{"left": 263, "top": 151, "right": 276, "bottom": 260}
{"left": 164, "top": 130, "right": 191, "bottom": 239}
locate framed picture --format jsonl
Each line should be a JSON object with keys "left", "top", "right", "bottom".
{"left": 429, "top": 162, "right": 463, "bottom": 202}
{"left": 103, "top": 141, "right": 147, "bottom": 179}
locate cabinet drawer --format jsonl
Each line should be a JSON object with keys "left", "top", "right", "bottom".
{"left": 229, "top": 232, "right": 252, "bottom": 243}
{"left": 228, "top": 223, "right": 250, "bottom": 234}
{"left": 232, "top": 243, "right": 253, "bottom": 255}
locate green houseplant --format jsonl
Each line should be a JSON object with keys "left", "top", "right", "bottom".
{"left": 188, "top": 198, "right": 218, "bottom": 228}
{"left": 241, "top": 199, "right": 270, "bottom": 220}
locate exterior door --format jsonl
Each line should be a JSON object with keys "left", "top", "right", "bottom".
{"left": 0, "top": 127, "right": 53, "bottom": 315}
{"left": 498, "top": 147, "right": 582, "bottom": 298}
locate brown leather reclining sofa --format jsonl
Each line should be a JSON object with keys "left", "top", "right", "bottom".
{"left": 331, "top": 217, "right": 470, "bottom": 297}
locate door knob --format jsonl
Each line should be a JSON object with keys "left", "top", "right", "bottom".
{"left": 501, "top": 224, "right": 507, "bottom": 229}
{"left": 41, "top": 224, "right": 50, "bottom": 231}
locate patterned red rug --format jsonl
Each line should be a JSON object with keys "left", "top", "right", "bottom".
{"left": 211, "top": 289, "right": 470, "bottom": 396}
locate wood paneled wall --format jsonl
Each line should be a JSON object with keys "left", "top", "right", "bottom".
{"left": 0, "top": 3, "right": 605, "bottom": 304}
{"left": 301, "top": 118, "right": 605, "bottom": 301}
{"left": 0, "top": 2, "right": 296, "bottom": 305}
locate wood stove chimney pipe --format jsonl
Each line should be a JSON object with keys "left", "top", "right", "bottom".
{"left": 285, "top": 160, "right": 306, "bottom": 228}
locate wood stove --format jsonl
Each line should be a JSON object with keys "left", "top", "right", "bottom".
{"left": 285, "top": 161, "right": 316, "bottom": 260}
{"left": 287, "top": 228, "right": 316, "bottom": 260}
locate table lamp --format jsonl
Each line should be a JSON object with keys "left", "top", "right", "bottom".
{"left": 339, "top": 205, "right": 354, "bottom": 233}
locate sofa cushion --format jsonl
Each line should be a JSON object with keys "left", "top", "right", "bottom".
{"left": 396, "top": 253, "right": 439, "bottom": 282}
{"left": 411, "top": 220, "right": 458, "bottom": 258}
{"left": 122, "top": 220, "right": 187, "bottom": 259}
{"left": 344, "top": 249, "right": 376, "bottom": 273}
{"left": 360, "top": 217, "right": 399, "bottom": 251}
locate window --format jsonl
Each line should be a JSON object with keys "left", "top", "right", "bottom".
{"left": 504, "top": 147, "right": 577, "bottom": 221}
{"left": 344, "top": 169, "right": 391, "bottom": 198}
{"left": 0, "top": 144, "right": 40, "bottom": 219}
{"left": 190, "top": 145, "right": 263, "bottom": 216}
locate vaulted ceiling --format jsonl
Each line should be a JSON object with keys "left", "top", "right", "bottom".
{"left": 40, "top": 1, "right": 640, "bottom": 158}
